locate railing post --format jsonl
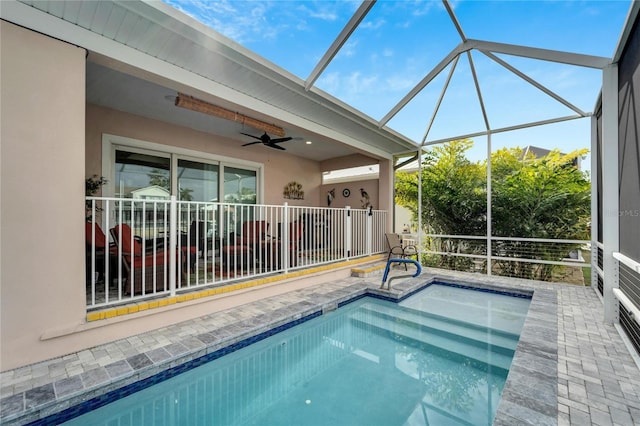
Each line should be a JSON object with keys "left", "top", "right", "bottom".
{"left": 283, "top": 202, "right": 289, "bottom": 273}
{"left": 366, "top": 206, "right": 373, "bottom": 256}
{"left": 169, "top": 195, "right": 177, "bottom": 297}
{"left": 487, "top": 132, "right": 493, "bottom": 276}
{"left": 345, "top": 206, "right": 352, "bottom": 259}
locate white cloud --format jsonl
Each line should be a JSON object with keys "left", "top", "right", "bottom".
{"left": 385, "top": 75, "right": 416, "bottom": 92}
{"left": 341, "top": 40, "right": 358, "bottom": 57}
{"left": 411, "top": 0, "right": 439, "bottom": 17}
{"left": 361, "top": 18, "right": 386, "bottom": 30}
{"left": 318, "top": 71, "right": 341, "bottom": 93}
{"left": 308, "top": 9, "right": 338, "bottom": 21}
{"left": 346, "top": 71, "right": 378, "bottom": 95}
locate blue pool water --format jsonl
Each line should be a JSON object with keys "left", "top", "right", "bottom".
{"left": 61, "top": 283, "right": 531, "bottom": 425}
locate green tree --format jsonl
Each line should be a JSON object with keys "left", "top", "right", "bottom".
{"left": 396, "top": 140, "right": 486, "bottom": 271}
{"left": 396, "top": 139, "right": 486, "bottom": 236}
{"left": 491, "top": 147, "right": 590, "bottom": 280}
{"left": 148, "top": 169, "right": 170, "bottom": 191}
{"left": 395, "top": 141, "right": 590, "bottom": 280}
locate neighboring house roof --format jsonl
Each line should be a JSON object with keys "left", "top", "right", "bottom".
{"left": 521, "top": 146, "right": 555, "bottom": 159}
{"left": 520, "top": 145, "right": 582, "bottom": 169}
{"left": 131, "top": 185, "right": 170, "bottom": 200}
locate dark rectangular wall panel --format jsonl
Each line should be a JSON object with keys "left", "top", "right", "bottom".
{"left": 617, "top": 14, "right": 640, "bottom": 357}
{"left": 618, "top": 17, "right": 640, "bottom": 261}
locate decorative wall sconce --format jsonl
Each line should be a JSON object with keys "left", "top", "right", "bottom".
{"left": 283, "top": 181, "right": 304, "bottom": 200}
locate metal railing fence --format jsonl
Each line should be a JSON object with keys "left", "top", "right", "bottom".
{"left": 418, "top": 233, "right": 590, "bottom": 283}
{"left": 85, "top": 197, "right": 387, "bottom": 309}
{"left": 612, "top": 252, "right": 640, "bottom": 355}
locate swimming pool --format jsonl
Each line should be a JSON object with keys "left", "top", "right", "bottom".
{"left": 55, "top": 282, "right": 531, "bottom": 426}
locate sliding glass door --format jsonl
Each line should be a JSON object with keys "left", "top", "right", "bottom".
{"left": 223, "top": 167, "right": 256, "bottom": 204}
{"left": 114, "top": 150, "right": 171, "bottom": 199}
{"left": 178, "top": 159, "right": 219, "bottom": 202}
{"left": 112, "top": 144, "right": 259, "bottom": 241}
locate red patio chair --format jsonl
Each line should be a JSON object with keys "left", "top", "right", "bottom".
{"left": 85, "top": 222, "right": 117, "bottom": 283}
{"left": 220, "top": 220, "right": 269, "bottom": 271}
{"left": 180, "top": 220, "right": 205, "bottom": 273}
{"left": 287, "top": 221, "right": 304, "bottom": 267}
{"left": 110, "top": 224, "right": 181, "bottom": 295}
{"left": 239, "top": 220, "right": 269, "bottom": 245}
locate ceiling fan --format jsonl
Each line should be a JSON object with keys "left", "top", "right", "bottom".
{"left": 241, "top": 132, "right": 294, "bottom": 150}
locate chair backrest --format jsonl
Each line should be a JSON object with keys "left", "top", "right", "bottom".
{"left": 240, "top": 220, "right": 268, "bottom": 244}
{"left": 289, "top": 221, "right": 303, "bottom": 242}
{"left": 110, "top": 224, "right": 142, "bottom": 256}
{"left": 189, "top": 220, "right": 205, "bottom": 245}
{"left": 385, "top": 233, "right": 402, "bottom": 249}
{"left": 86, "top": 222, "right": 107, "bottom": 249}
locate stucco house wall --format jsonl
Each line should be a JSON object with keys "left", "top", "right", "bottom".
{"left": 1, "top": 22, "right": 87, "bottom": 370}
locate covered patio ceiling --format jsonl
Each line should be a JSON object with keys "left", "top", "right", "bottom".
{"left": 3, "top": 0, "right": 633, "bottom": 163}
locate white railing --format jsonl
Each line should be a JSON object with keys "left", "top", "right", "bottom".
{"left": 85, "top": 197, "right": 387, "bottom": 309}
{"left": 613, "top": 252, "right": 640, "bottom": 324}
{"left": 420, "top": 234, "right": 590, "bottom": 283}
{"left": 594, "top": 241, "right": 605, "bottom": 295}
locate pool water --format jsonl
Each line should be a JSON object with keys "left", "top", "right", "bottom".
{"left": 62, "top": 283, "right": 531, "bottom": 426}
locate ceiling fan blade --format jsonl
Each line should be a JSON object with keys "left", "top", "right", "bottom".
{"left": 242, "top": 141, "right": 262, "bottom": 146}
{"left": 240, "top": 132, "right": 261, "bottom": 140}
{"left": 267, "top": 143, "right": 286, "bottom": 150}
{"left": 269, "top": 137, "right": 293, "bottom": 144}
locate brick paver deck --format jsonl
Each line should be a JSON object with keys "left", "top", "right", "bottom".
{"left": 1, "top": 268, "right": 639, "bottom": 425}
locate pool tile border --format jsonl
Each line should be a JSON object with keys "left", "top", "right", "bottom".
{"left": 26, "top": 310, "right": 325, "bottom": 426}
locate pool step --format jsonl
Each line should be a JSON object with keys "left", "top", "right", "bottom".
{"left": 361, "top": 303, "right": 520, "bottom": 352}
{"left": 350, "top": 303, "right": 518, "bottom": 372}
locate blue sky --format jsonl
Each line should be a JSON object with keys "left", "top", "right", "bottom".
{"left": 162, "top": 0, "right": 631, "bottom": 167}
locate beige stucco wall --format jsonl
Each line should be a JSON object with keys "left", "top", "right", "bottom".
{"left": 319, "top": 157, "right": 393, "bottom": 232}
{"left": 319, "top": 153, "right": 378, "bottom": 173}
{"left": 1, "top": 22, "right": 87, "bottom": 371}
{"left": 86, "top": 104, "right": 322, "bottom": 206}
{"left": 321, "top": 180, "right": 379, "bottom": 210}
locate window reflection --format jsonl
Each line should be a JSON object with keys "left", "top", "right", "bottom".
{"left": 178, "top": 159, "right": 219, "bottom": 202}
{"left": 224, "top": 167, "right": 256, "bottom": 204}
{"left": 115, "top": 150, "right": 171, "bottom": 199}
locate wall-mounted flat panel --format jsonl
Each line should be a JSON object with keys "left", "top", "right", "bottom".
{"left": 618, "top": 17, "right": 640, "bottom": 262}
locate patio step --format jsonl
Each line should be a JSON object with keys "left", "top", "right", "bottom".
{"left": 350, "top": 261, "right": 387, "bottom": 278}
{"left": 350, "top": 302, "right": 519, "bottom": 372}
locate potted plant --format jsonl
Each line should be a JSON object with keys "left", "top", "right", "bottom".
{"left": 85, "top": 175, "right": 107, "bottom": 220}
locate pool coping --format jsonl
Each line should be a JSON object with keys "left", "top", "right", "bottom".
{"left": 1, "top": 271, "right": 556, "bottom": 425}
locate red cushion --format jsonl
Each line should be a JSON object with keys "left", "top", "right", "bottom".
{"left": 111, "top": 224, "right": 142, "bottom": 255}
{"left": 240, "top": 220, "right": 268, "bottom": 244}
{"left": 222, "top": 245, "right": 250, "bottom": 255}
{"left": 86, "top": 222, "right": 107, "bottom": 248}
{"left": 132, "top": 250, "right": 173, "bottom": 268}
